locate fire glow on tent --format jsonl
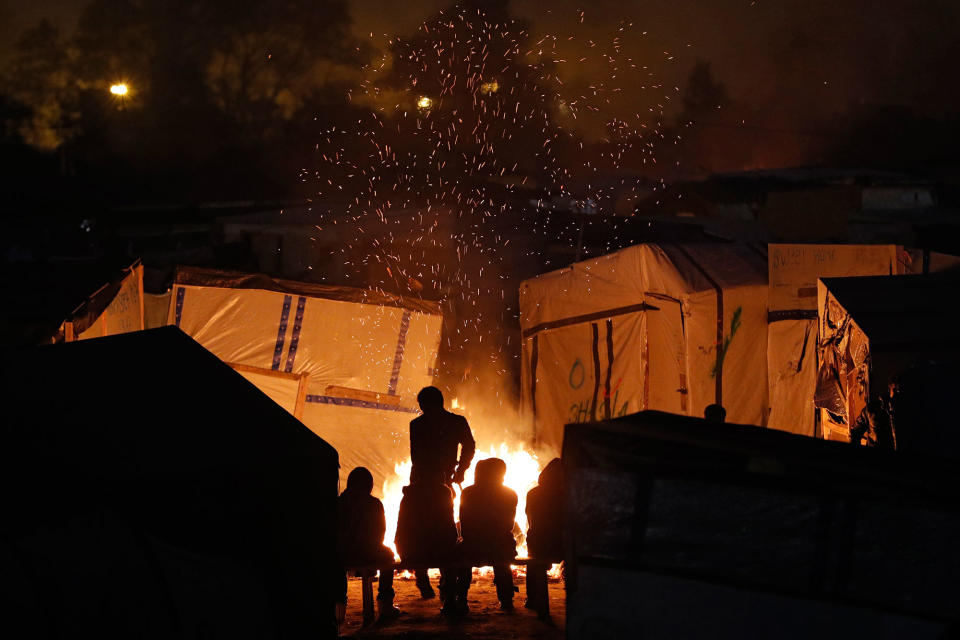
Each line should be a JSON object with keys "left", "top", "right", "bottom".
{"left": 168, "top": 267, "right": 442, "bottom": 493}
{"left": 168, "top": 267, "right": 556, "bottom": 568}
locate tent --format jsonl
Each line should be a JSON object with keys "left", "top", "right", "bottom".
{"left": 58, "top": 260, "right": 145, "bottom": 342}
{"left": 563, "top": 411, "right": 960, "bottom": 638}
{"left": 520, "top": 243, "right": 769, "bottom": 453}
{"left": 168, "top": 267, "right": 443, "bottom": 492}
{"left": 1, "top": 327, "right": 341, "bottom": 637}
{"left": 0, "top": 259, "right": 143, "bottom": 348}
{"left": 766, "top": 244, "right": 910, "bottom": 436}
{"left": 521, "top": 243, "right": 958, "bottom": 449}
{"left": 815, "top": 273, "right": 960, "bottom": 446}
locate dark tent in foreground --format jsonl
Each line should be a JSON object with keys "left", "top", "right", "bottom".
{"left": 563, "top": 411, "right": 960, "bottom": 639}
{"left": 1, "top": 327, "right": 341, "bottom": 638}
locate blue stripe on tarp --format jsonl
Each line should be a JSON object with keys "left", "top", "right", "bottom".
{"left": 174, "top": 287, "right": 186, "bottom": 327}
{"left": 387, "top": 310, "right": 412, "bottom": 395}
{"left": 305, "top": 395, "right": 419, "bottom": 413}
{"left": 284, "top": 296, "right": 307, "bottom": 372}
{"left": 271, "top": 295, "right": 293, "bottom": 370}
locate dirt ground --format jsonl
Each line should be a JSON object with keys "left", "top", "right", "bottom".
{"left": 339, "top": 572, "right": 565, "bottom": 639}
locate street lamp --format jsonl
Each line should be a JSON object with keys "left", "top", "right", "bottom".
{"left": 109, "top": 83, "right": 129, "bottom": 108}
{"left": 416, "top": 95, "right": 433, "bottom": 110}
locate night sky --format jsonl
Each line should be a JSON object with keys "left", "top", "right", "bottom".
{"left": 4, "top": 0, "right": 957, "bottom": 129}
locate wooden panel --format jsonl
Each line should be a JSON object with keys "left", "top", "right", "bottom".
{"left": 323, "top": 385, "right": 401, "bottom": 406}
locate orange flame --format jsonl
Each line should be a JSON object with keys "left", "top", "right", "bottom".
{"left": 380, "top": 399, "right": 562, "bottom": 579}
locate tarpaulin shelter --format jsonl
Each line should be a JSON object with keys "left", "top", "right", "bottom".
{"left": 1, "top": 327, "right": 341, "bottom": 637}
{"left": 815, "top": 273, "right": 960, "bottom": 445}
{"left": 0, "top": 259, "right": 144, "bottom": 348}
{"left": 168, "top": 267, "right": 443, "bottom": 492}
{"left": 57, "top": 260, "right": 145, "bottom": 342}
{"left": 521, "top": 243, "right": 959, "bottom": 448}
{"left": 520, "top": 243, "right": 769, "bottom": 453}
{"left": 563, "top": 411, "right": 960, "bottom": 639}
{"left": 766, "top": 244, "right": 909, "bottom": 436}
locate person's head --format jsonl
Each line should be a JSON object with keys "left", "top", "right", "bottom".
{"left": 345, "top": 467, "right": 374, "bottom": 496}
{"left": 704, "top": 404, "right": 727, "bottom": 423}
{"left": 538, "top": 458, "right": 563, "bottom": 489}
{"left": 417, "top": 386, "right": 444, "bottom": 412}
{"left": 475, "top": 458, "right": 507, "bottom": 486}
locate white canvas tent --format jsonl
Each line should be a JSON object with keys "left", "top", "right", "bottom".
{"left": 168, "top": 267, "right": 443, "bottom": 492}
{"left": 520, "top": 243, "right": 769, "bottom": 454}
{"left": 523, "top": 243, "right": 959, "bottom": 449}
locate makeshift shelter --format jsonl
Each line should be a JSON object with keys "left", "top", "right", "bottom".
{"left": 563, "top": 411, "right": 960, "bottom": 639}
{"left": 169, "top": 267, "right": 443, "bottom": 492}
{"left": 0, "top": 259, "right": 145, "bottom": 348}
{"left": 520, "top": 243, "right": 769, "bottom": 453}
{"left": 766, "top": 244, "right": 909, "bottom": 436}
{"left": 815, "top": 273, "right": 960, "bottom": 446}
{"left": 1, "top": 327, "right": 341, "bottom": 637}
{"left": 521, "top": 243, "right": 958, "bottom": 448}
{"left": 58, "top": 259, "right": 145, "bottom": 341}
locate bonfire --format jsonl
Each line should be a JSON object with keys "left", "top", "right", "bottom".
{"left": 380, "top": 398, "right": 562, "bottom": 579}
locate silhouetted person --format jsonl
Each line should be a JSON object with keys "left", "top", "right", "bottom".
{"left": 337, "top": 467, "right": 400, "bottom": 625}
{"left": 394, "top": 480, "right": 458, "bottom": 602}
{"left": 454, "top": 458, "right": 518, "bottom": 614}
{"left": 851, "top": 399, "right": 895, "bottom": 450}
{"left": 525, "top": 458, "right": 563, "bottom": 620}
{"left": 410, "top": 386, "right": 476, "bottom": 486}
{"left": 704, "top": 403, "right": 726, "bottom": 423}
{"left": 406, "top": 386, "right": 476, "bottom": 598}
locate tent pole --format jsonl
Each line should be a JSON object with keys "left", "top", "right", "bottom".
{"left": 138, "top": 264, "right": 145, "bottom": 331}
{"left": 294, "top": 373, "right": 308, "bottom": 420}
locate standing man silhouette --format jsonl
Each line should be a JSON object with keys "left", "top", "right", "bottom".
{"left": 409, "top": 386, "right": 476, "bottom": 487}
{"left": 404, "top": 386, "right": 475, "bottom": 605}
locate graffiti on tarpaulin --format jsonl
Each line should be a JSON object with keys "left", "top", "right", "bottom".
{"left": 567, "top": 388, "right": 630, "bottom": 423}
{"left": 567, "top": 367, "right": 630, "bottom": 423}
{"left": 109, "top": 279, "right": 140, "bottom": 333}
{"left": 699, "top": 305, "right": 743, "bottom": 379}
{"left": 772, "top": 246, "right": 838, "bottom": 269}
{"left": 568, "top": 358, "right": 585, "bottom": 389}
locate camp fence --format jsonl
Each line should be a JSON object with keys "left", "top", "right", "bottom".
{"left": 169, "top": 266, "right": 443, "bottom": 492}
{"left": 563, "top": 411, "right": 960, "bottom": 639}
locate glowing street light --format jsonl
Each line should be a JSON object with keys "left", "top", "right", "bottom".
{"left": 416, "top": 95, "right": 433, "bottom": 110}
{"left": 480, "top": 80, "right": 499, "bottom": 95}
{"left": 110, "top": 83, "right": 129, "bottom": 96}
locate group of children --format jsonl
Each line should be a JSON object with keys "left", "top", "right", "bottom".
{"left": 337, "top": 456, "right": 563, "bottom": 625}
